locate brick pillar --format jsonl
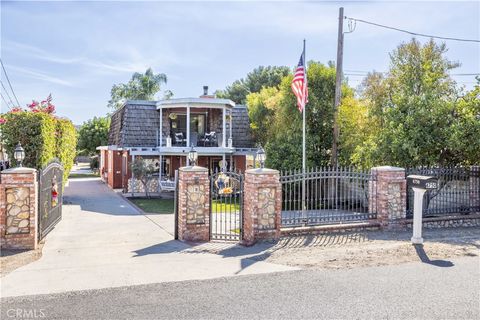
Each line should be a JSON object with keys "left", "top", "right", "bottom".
{"left": 0, "top": 168, "right": 38, "bottom": 250}
{"left": 177, "top": 166, "right": 210, "bottom": 242}
{"left": 242, "top": 168, "right": 282, "bottom": 246}
{"left": 370, "top": 166, "right": 406, "bottom": 230}
{"left": 470, "top": 166, "right": 480, "bottom": 212}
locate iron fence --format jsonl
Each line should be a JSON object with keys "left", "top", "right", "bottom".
{"left": 280, "top": 167, "right": 376, "bottom": 227}
{"left": 406, "top": 166, "right": 480, "bottom": 218}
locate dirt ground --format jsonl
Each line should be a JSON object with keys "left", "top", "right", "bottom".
{"left": 262, "top": 227, "right": 480, "bottom": 269}
{"left": 0, "top": 242, "right": 44, "bottom": 277}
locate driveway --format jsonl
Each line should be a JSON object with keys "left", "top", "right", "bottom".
{"left": 0, "top": 178, "right": 296, "bottom": 297}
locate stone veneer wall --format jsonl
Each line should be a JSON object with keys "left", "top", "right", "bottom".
{"left": 243, "top": 168, "right": 282, "bottom": 246}
{"left": 370, "top": 166, "right": 407, "bottom": 230}
{"left": 404, "top": 214, "right": 480, "bottom": 229}
{"left": 0, "top": 168, "right": 38, "bottom": 250}
{"left": 127, "top": 178, "right": 159, "bottom": 193}
{"left": 177, "top": 166, "right": 210, "bottom": 242}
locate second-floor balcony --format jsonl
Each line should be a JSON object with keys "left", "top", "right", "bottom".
{"left": 157, "top": 97, "right": 235, "bottom": 150}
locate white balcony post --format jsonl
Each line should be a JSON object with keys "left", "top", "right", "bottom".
{"left": 222, "top": 107, "right": 226, "bottom": 148}
{"left": 229, "top": 109, "right": 233, "bottom": 145}
{"left": 159, "top": 106, "right": 163, "bottom": 147}
{"left": 186, "top": 105, "right": 191, "bottom": 147}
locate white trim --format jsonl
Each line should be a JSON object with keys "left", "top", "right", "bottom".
{"left": 222, "top": 107, "right": 226, "bottom": 148}
{"left": 186, "top": 105, "right": 190, "bottom": 147}
{"left": 157, "top": 97, "right": 235, "bottom": 108}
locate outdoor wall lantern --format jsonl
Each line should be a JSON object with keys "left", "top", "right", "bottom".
{"left": 14, "top": 142, "right": 25, "bottom": 167}
{"left": 256, "top": 147, "right": 266, "bottom": 169}
{"left": 188, "top": 145, "right": 198, "bottom": 166}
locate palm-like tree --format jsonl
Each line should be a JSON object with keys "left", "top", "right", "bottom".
{"left": 131, "top": 68, "right": 167, "bottom": 100}
{"left": 108, "top": 68, "right": 168, "bottom": 109}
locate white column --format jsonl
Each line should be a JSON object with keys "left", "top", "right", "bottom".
{"left": 131, "top": 154, "right": 136, "bottom": 196}
{"left": 186, "top": 105, "right": 191, "bottom": 147}
{"left": 411, "top": 187, "right": 426, "bottom": 244}
{"left": 159, "top": 106, "right": 163, "bottom": 147}
{"left": 229, "top": 109, "right": 233, "bottom": 147}
{"left": 159, "top": 154, "right": 163, "bottom": 191}
{"left": 222, "top": 107, "right": 226, "bottom": 148}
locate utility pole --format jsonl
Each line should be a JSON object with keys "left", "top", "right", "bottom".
{"left": 332, "top": 7, "right": 344, "bottom": 168}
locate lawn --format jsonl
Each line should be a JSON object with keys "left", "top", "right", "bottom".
{"left": 212, "top": 200, "right": 240, "bottom": 213}
{"left": 129, "top": 198, "right": 174, "bottom": 214}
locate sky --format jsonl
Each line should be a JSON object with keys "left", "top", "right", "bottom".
{"left": 1, "top": 0, "right": 479, "bottom": 125}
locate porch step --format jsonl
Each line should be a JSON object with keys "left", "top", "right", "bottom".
{"left": 281, "top": 220, "right": 381, "bottom": 236}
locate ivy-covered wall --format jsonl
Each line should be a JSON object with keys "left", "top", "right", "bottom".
{"left": 56, "top": 118, "right": 77, "bottom": 182}
{"left": 0, "top": 111, "right": 77, "bottom": 181}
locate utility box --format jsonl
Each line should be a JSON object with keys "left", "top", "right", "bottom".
{"left": 407, "top": 175, "right": 438, "bottom": 244}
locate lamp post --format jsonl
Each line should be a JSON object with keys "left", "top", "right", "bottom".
{"left": 256, "top": 147, "right": 266, "bottom": 169}
{"left": 188, "top": 145, "right": 198, "bottom": 167}
{"left": 14, "top": 142, "right": 25, "bottom": 167}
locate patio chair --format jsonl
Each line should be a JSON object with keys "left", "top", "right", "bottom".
{"left": 173, "top": 132, "right": 186, "bottom": 146}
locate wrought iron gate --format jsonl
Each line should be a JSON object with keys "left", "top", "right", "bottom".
{"left": 38, "top": 160, "right": 64, "bottom": 240}
{"left": 280, "top": 167, "right": 376, "bottom": 226}
{"left": 210, "top": 171, "right": 243, "bottom": 241}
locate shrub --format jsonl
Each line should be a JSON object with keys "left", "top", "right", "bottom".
{"left": 0, "top": 97, "right": 77, "bottom": 182}
{"left": 56, "top": 118, "right": 77, "bottom": 182}
{"left": 1, "top": 111, "right": 56, "bottom": 169}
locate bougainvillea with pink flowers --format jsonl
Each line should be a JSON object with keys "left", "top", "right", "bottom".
{"left": 0, "top": 94, "right": 76, "bottom": 182}
{"left": 27, "top": 94, "right": 56, "bottom": 114}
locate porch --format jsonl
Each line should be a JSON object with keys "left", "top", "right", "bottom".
{"left": 157, "top": 98, "right": 235, "bottom": 148}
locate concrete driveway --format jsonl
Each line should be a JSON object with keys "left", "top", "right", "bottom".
{"left": 1, "top": 178, "right": 296, "bottom": 297}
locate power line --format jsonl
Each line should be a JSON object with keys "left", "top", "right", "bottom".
{"left": 0, "top": 92, "right": 12, "bottom": 110}
{"left": 0, "top": 80, "right": 15, "bottom": 107}
{"left": 0, "top": 59, "right": 20, "bottom": 107}
{"left": 345, "top": 16, "right": 480, "bottom": 43}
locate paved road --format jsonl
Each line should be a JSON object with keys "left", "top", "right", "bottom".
{"left": 1, "top": 257, "right": 479, "bottom": 319}
{"left": 0, "top": 178, "right": 295, "bottom": 297}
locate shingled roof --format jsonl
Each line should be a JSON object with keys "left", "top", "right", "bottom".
{"left": 108, "top": 101, "right": 159, "bottom": 147}
{"left": 108, "top": 101, "right": 254, "bottom": 148}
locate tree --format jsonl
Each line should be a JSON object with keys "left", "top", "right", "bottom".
{"left": 447, "top": 79, "right": 480, "bottom": 164}
{"left": 245, "top": 86, "right": 281, "bottom": 146}
{"left": 108, "top": 68, "right": 167, "bottom": 109}
{"left": 217, "top": 66, "right": 290, "bottom": 104}
{"left": 131, "top": 158, "right": 156, "bottom": 198}
{"left": 264, "top": 62, "right": 351, "bottom": 170}
{"left": 77, "top": 117, "right": 111, "bottom": 156}
{"left": 357, "top": 39, "right": 462, "bottom": 167}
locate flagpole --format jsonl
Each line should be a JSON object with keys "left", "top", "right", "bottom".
{"left": 302, "top": 39, "right": 306, "bottom": 225}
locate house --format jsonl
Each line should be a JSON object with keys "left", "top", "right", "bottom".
{"left": 97, "top": 87, "right": 258, "bottom": 192}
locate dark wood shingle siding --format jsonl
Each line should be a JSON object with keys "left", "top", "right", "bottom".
{"left": 108, "top": 102, "right": 159, "bottom": 148}
{"left": 230, "top": 105, "right": 254, "bottom": 148}
{"left": 108, "top": 107, "right": 125, "bottom": 146}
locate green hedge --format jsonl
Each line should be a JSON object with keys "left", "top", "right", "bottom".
{"left": 1, "top": 111, "right": 77, "bottom": 181}
{"left": 56, "top": 118, "right": 77, "bottom": 182}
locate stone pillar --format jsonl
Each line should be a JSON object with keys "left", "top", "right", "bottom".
{"left": 470, "top": 166, "right": 480, "bottom": 212}
{"left": 0, "top": 168, "right": 38, "bottom": 250}
{"left": 370, "top": 166, "right": 407, "bottom": 230}
{"left": 177, "top": 166, "right": 210, "bottom": 242}
{"left": 242, "top": 168, "right": 282, "bottom": 246}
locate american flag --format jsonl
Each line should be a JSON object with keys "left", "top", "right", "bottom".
{"left": 291, "top": 50, "right": 308, "bottom": 112}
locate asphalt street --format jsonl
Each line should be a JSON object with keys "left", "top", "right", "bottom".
{"left": 2, "top": 256, "right": 479, "bottom": 320}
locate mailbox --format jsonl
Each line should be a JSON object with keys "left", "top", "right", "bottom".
{"left": 407, "top": 175, "right": 438, "bottom": 190}
{"left": 407, "top": 174, "right": 438, "bottom": 245}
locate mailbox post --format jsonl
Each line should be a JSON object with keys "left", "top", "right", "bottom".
{"left": 407, "top": 175, "right": 438, "bottom": 244}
